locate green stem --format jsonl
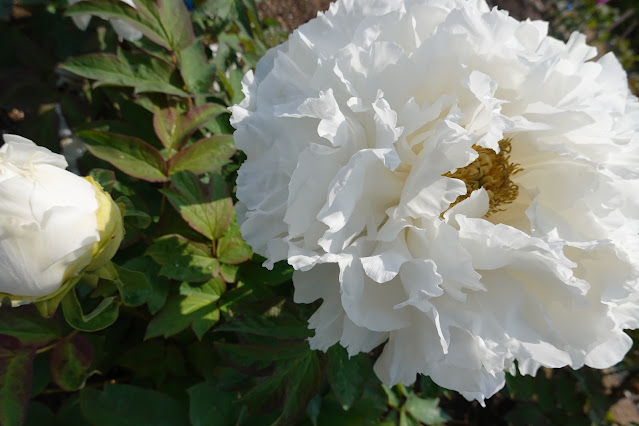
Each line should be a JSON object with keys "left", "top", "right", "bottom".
{"left": 35, "top": 330, "right": 79, "bottom": 355}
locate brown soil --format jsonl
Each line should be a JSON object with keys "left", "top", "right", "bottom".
{"left": 255, "top": 0, "right": 540, "bottom": 33}
{"left": 256, "top": 0, "right": 333, "bottom": 32}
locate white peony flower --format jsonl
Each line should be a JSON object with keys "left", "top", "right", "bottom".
{"left": 68, "top": 0, "right": 143, "bottom": 42}
{"left": 230, "top": 0, "right": 639, "bottom": 404}
{"left": 0, "top": 135, "right": 124, "bottom": 306}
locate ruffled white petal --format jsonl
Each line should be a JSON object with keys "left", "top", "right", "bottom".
{"left": 232, "top": 0, "right": 639, "bottom": 403}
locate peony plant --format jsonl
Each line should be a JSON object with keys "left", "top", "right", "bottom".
{"left": 5, "top": 0, "right": 639, "bottom": 424}
{"left": 0, "top": 135, "right": 124, "bottom": 308}
{"left": 232, "top": 0, "right": 639, "bottom": 403}
{"left": 67, "top": 0, "right": 143, "bottom": 41}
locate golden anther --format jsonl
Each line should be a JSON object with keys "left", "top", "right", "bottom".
{"left": 443, "top": 139, "right": 522, "bottom": 217}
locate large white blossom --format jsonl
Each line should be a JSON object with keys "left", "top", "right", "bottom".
{"left": 0, "top": 135, "right": 124, "bottom": 305}
{"left": 230, "top": 0, "right": 639, "bottom": 403}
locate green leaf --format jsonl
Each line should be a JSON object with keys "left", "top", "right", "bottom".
{"left": 118, "top": 340, "right": 168, "bottom": 385}
{"left": 218, "top": 286, "right": 256, "bottom": 318}
{"left": 50, "top": 336, "right": 94, "bottom": 391}
{"left": 216, "top": 298, "right": 311, "bottom": 340}
{"left": 399, "top": 409, "right": 419, "bottom": 426}
{"left": 315, "top": 389, "right": 387, "bottom": 426}
{"left": 77, "top": 130, "right": 167, "bottom": 182}
{"left": 556, "top": 374, "right": 583, "bottom": 414}
{"left": 216, "top": 341, "right": 310, "bottom": 365}
{"left": 163, "top": 344, "right": 187, "bottom": 377}
{"left": 69, "top": 0, "right": 194, "bottom": 52}
{"left": 162, "top": 172, "right": 234, "bottom": 240}
{"left": 117, "top": 196, "right": 152, "bottom": 230}
{"left": 153, "top": 106, "right": 180, "bottom": 149}
{"left": 121, "top": 257, "right": 170, "bottom": 314}
{"left": 219, "top": 264, "right": 240, "bottom": 283}
{"left": 239, "top": 260, "right": 294, "bottom": 287}
{"left": 125, "top": 208, "right": 153, "bottom": 229}
{"left": 186, "top": 341, "right": 219, "bottom": 382}
{"left": 146, "top": 234, "right": 220, "bottom": 282}
{"left": 117, "top": 340, "right": 185, "bottom": 385}
{"left": 535, "top": 372, "right": 554, "bottom": 412}
{"left": 418, "top": 375, "right": 448, "bottom": 400}
{"left": 0, "top": 305, "right": 60, "bottom": 346}
{"left": 57, "top": 395, "right": 91, "bottom": 426}
{"left": 30, "top": 353, "right": 51, "bottom": 398}
{"left": 244, "top": 350, "right": 323, "bottom": 426}
{"left": 218, "top": 67, "right": 246, "bottom": 104}
{"left": 60, "top": 53, "right": 187, "bottom": 96}
{"left": 216, "top": 313, "right": 311, "bottom": 340}
{"left": 217, "top": 214, "right": 252, "bottom": 264}
{"left": 132, "top": 35, "right": 174, "bottom": 63}
{"left": 505, "top": 403, "right": 549, "bottom": 425}
{"left": 179, "top": 39, "right": 217, "bottom": 94}
{"left": 403, "top": 395, "right": 449, "bottom": 424}
{"left": 178, "top": 278, "right": 226, "bottom": 301}
{"left": 24, "top": 402, "right": 57, "bottom": 426}
{"left": 327, "top": 346, "right": 368, "bottom": 410}
{"left": 306, "top": 394, "right": 321, "bottom": 426}
{"left": 65, "top": 0, "right": 168, "bottom": 49}
{"left": 60, "top": 290, "right": 119, "bottom": 332}
{"left": 0, "top": 337, "right": 35, "bottom": 426}
{"left": 382, "top": 385, "right": 401, "bottom": 409}
{"left": 154, "top": 103, "right": 229, "bottom": 150}
{"left": 188, "top": 381, "right": 240, "bottom": 426}
{"left": 169, "top": 135, "right": 235, "bottom": 175}
{"left": 80, "top": 384, "right": 188, "bottom": 426}
{"left": 506, "top": 372, "right": 536, "bottom": 401}
{"left": 89, "top": 169, "right": 116, "bottom": 193}
{"left": 33, "top": 275, "right": 81, "bottom": 319}
{"left": 153, "top": 0, "right": 195, "bottom": 51}
{"left": 145, "top": 279, "right": 223, "bottom": 340}
{"left": 114, "top": 264, "right": 152, "bottom": 307}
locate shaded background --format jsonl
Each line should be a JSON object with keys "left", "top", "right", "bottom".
{"left": 255, "top": 0, "right": 543, "bottom": 33}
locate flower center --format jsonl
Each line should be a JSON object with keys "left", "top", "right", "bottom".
{"left": 444, "top": 139, "right": 522, "bottom": 216}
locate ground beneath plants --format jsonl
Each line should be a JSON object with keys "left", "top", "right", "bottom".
{"left": 255, "top": 0, "right": 542, "bottom": 32}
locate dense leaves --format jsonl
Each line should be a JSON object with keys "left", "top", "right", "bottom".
{"left": 145, "top": 280, "right": 224, "bottom": 340}
{"left": 146, "top": 234, "right": 221, "bottom": 281}
{"left": 161, "top": 172, "right": 234, "bottom": 240}
{"left": 0, "top": 337, "right": 35, "bottom": 426}
{"left": 60, "top": 53, "right": 188, "bottom": 96}
{"left": 2, "top": 0, "right": 639, "bottom": 425}
{"left": 0, "top": 306, "right": 60, "bottom": 346}
{"left": 50, "top": 336, "right": 94, "bottom": 391}
{"left": 80, "top": 384, "right": 189, "bottom": 426}
{"left": 154, "top": 103, "right": 228, "bottom": 150}
{"left": 76, "top": 130, "right": 168, "bottom": 182}
{"left": 61, "top": 290, "right": 120, "bottom": 332}
{"left": 327, "top": 346, "right": 368, "bottom": 410}
{"left": 168, "top": 135, "right": 236, "bottom": 175}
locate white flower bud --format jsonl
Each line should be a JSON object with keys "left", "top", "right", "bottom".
{"left": 0, "top": 135, "right": 124, "bottom": 305}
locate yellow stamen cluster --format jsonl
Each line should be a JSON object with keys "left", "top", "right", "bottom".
{"left": 444, "top": 139, "right": 522, "bottom": 216}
